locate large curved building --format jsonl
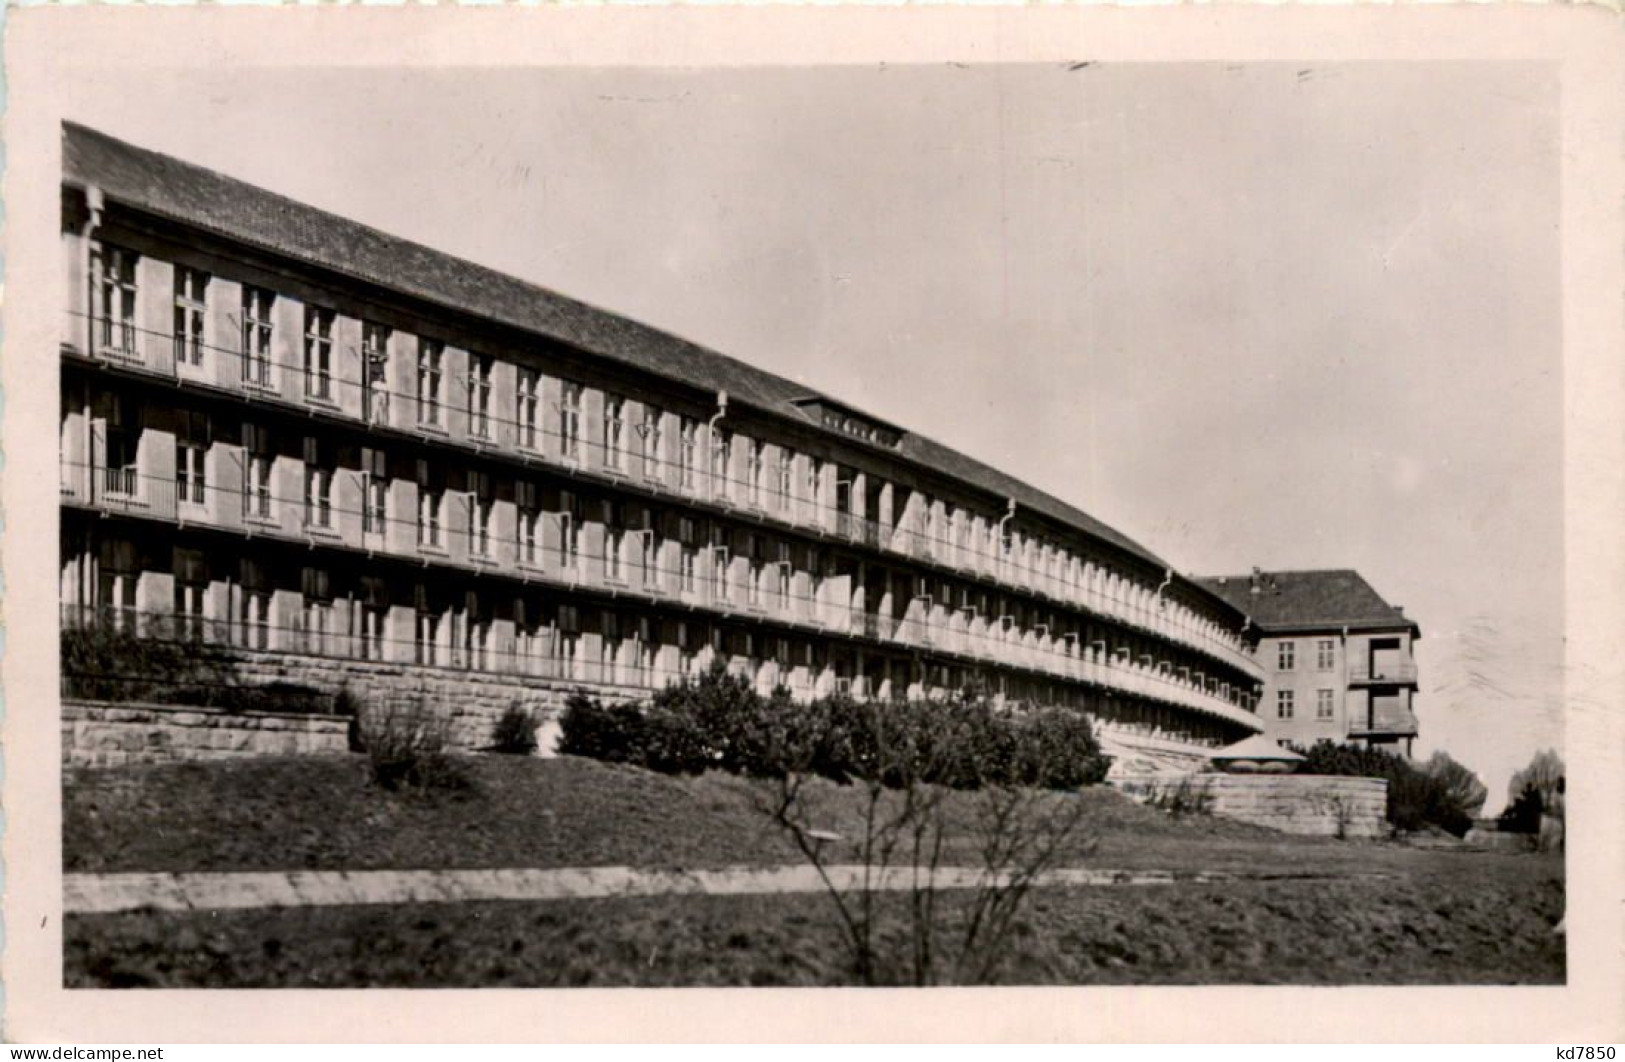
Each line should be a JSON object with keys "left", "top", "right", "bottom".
{"left": 57, "top": 122, "right": 1266, "bottom": 772}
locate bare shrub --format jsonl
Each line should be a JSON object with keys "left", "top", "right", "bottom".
{"left": 353, "top": 697, "right": 468, "bottom": 792}
{"left": 756, "top": 698, "right": 1095, "bottom": 985}
{"left": 1148, "top": 776, "right": 1214, "bottom": 818}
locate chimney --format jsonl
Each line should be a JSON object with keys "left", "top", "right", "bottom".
{"left": 1249, "top": 567, "right": 1263, "bottom": 596}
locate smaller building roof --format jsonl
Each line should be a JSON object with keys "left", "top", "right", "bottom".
{"left": 1192, "top": 568, "right": 1420, "bottom": 638}
{"left": 1210, "top": 735, "right": 1306, "bottom": 763}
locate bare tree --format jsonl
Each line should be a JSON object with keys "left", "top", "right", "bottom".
{"left": 755, "top": 698, "right": 1095, "bottom": 985}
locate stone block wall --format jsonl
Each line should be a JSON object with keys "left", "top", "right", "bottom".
{"left": 225, "top": 652, "right": 643, "bottom": 753}
{"left": 63, "top": 700, "right": 352, "bottom": 768}
{"left": 186, "top": 649, "right": 642, "bottom": 752}
{"left": 64, "top": 650, "right": 650, "bottom": 765}
{"left": 1117, "top": 773, "right": 1389, "bottom": 839}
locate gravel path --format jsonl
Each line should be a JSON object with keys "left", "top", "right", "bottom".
{"left": 63, "top": 864, "right": 1399, "bottom": 914}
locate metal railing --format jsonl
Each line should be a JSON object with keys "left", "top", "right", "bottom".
{"left": 62, "top": 306, "right": 1262, "bottom": 681}
{"left": 1347, "top": 660, "right": 1419, "bottom": 684}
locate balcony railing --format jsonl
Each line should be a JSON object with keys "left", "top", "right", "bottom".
{"left": 62, "top": 458, "right": 1265, "bottom": 726}
{"left": 1349, "top": 702, "right": 1420, "bottom": 737}
{"left": 63, "top": 306, "right": 1263, "bottom": 681}
{"left": 1348, "top": 660, "right": 1419, "bottom": 685}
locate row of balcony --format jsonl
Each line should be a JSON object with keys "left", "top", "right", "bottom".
{"left": 65, "top": 604, "right": 1246, "bottom": 754}
{"left": 61, "top": 460, "right": 1262, "bottom": 731}
{"left": 64, "top": 310, "right": 1261, "bottom": 679}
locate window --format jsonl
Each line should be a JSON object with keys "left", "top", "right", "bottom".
{"left": 241, "top": 286, "right": 275, "bottom": 387}
{"left": 242, "top": 423, "right": 273, "bottom": 520}
{"left": 173, "top": 267, "right": 208, "bottom": 366}
{"left": 603, "top": 500, "right": 624, "bottom": 583}
{"left": 361, "top": 448, "right": 389, "bottom": 536}
{"left": 103, "top": 396, "right": 140, "bottom": 496}
{"left": 1317, "top": 639, "right": 1335, "bottom": 671}
{"left": 301, "top": 567, "right": 333, "bottom": 655}
{"left": 514, "top": 596, "right": 541, "bottom": 670}
{"left": 747, "top": 439, "right": 764, "bottom": 506}
{"left": 417, "top": 340, "right": 443, "bottom": 426}
{"left": 806, "top": 458, "right": 824, "bottom": 508}
{"left": 97, "top": 540, "right": 139, "bottom": 632}
{"left": 601, "top": 611, "right": 622, "bottom": 683}
{"left": 711, "top": 429, "right": 732, "bottom": 498}
{"left": 560, "top": 490, "right": 582, "bottom": 572}
{"left": 458, "top": 592, "right": 488, "bottom": 671}
{"left": 556, "top": 605, "right": 580, "bottom": 679}
{"left": 516, "top": 367, "right": 540, "bottom": 449}
{"left": 176, "top": 411, "right": 209, "bottom": 507}
{"left": 297, "top": 441, "right": 332, "bottom": 530}
{"left": 678, "top": 621, "right": 696, "bottom": 677}
{"left": 679, "top": 417, "right": 699, "bottom": 488}
{"left": 560, "top": 381, "right": 583, "bottom": 460}
{"left": 776, "top": 542, "right": 792, "bottom": 607}
{"left": 515, "top": 481, "right": 540, "bottom": 565}
{"left": 414, "top": 584, "right": 440, "bottom": 666}
{"left": 467, "top": 470, "right": 493, "bottom": 557}
{"left": 604, "top": 395, "right": 625, "bottom": 470}
{"left": 1316, "top": 688, "right": 1335, "bottom": 720}
{"left": 302, "top": 437, "right": 333, "bottom": 529}
{"left": 1277, "top": 690, "right": 1295, "bottom": 720}
{"left": 468, "top": 355, "right": 493, "bottom": 439}
{"left": 357, "top": 577, "right": 388, "bottom": 661}
{"left": 638, "top": 511, "right": 662, "bottom": 589}
{"left": 416, "top": 461, "right": 444, "bottom": 548}
{"left": 97, "top": 244, "right": 139, "bottom": 357}
{"left": 711, "top": 524, "right": 731, "bottom": 600}
{"left": 636, "top": 616, "right": 658, "bottom": 680}
{"left": 679, "top": 517, "right": 698, "bottom": 592}
{"left": 640, "top": 406, "right": 663, "bottom": 480}
{"left": 362, "top": 323, "right": 391, "bottom": 425}
{"left": 240, "top": 559, "right": 271, "bottom": 651}
{"left": 746, "top": 534, "right": 764, "bottom": 606}
{"left": 776, "top": 448, "right": 794, "bottom": 509}
{"left": 1277, "top": 641, "right": 1296, "bottom": 671}
{"left": 174, "top": 548, "right": 208, "bottom": 641}
{"left": 303, "top": 307, "right": 334, "bottom": 400}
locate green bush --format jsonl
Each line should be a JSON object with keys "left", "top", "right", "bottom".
{"left": 1498, "top": 783, "right": 1545, "bottom": 834}
{"left": 1294, "top": 739, "right": 1484, "bottom": 837}
{"left": 1013, "top": 706, "right": 1113, "bottom": 789}
{"left": 558, "top": 659, "right": 1111, "bottom": 792}
{"left": 556, "top": 693, "right": 648, "bottom": 763}
{"left": 61, "top": 623, "right": 233, "bottom": 704}
{"left": 491, "top": 702, "right": 540, "bottom": 755}
{"left": 62, "top": 624, "right": 347, "bottom": 715}
{"left": 165, "top": 681, "right": 334, "bottom": 715}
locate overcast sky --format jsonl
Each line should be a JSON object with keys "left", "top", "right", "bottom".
{"left": 57, "top": 61, "right": 1563, "bottom": 809}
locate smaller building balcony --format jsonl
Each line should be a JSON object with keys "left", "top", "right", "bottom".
{"left": 1349, "top": 705, "right": 1420, "bottom": 739}
{"left": 1348, "top": 660, "right": 1419, "bottom": 686}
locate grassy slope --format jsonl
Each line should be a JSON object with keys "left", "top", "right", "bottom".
{"left": 63, "top": 754, "right": 1566, "bottom": 987}
{"left": 68, "top": 868, "right": 1566, "bottom": 987}
{"left": 65, "top": 753, "right": 1502, "bottom": 878}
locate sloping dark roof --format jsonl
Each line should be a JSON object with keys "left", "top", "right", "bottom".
{"left": 64, "top": 122, "right": 1229, "bottom": 605}
{"left": 1192, "top": 569, "right": 1420, "bottom": 637}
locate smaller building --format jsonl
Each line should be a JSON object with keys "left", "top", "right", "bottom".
{"left": 1193, "top": 569, "right": 1420, "bottom": 756}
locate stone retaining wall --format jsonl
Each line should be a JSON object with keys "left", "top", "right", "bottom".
{"left": 63, "top": 700, "right": 352, "bottom": 768}
{"left": 210, "top": 651, "right": 647, "bottom": 751}
{"left": 1117, "top": 773, "right": 1389, "bottom": 839}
